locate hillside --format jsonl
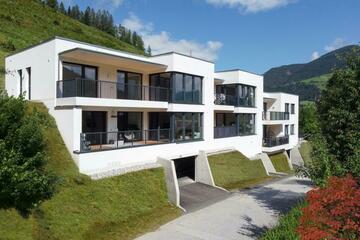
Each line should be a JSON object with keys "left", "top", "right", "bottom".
{"left": 0, "top": 0, "right": 145, "bottom": 89}
{"left": 264, "top": 45, "right": 360, "bottom": 101}
{"left": 0, "top": 102, "right": 180, "bottom": 239}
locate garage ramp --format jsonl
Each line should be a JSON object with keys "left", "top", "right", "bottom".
{"left": 174, "top": 156, "right": 230, "bottom": 212}
{"left": 179, "top": 179, "right": 230, "bottom": 212}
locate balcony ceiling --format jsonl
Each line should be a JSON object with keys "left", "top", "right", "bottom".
{"left": 59, "top": 48, "right": 167, "bottom": 72}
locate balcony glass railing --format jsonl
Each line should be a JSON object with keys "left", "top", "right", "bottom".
{"left": 262, "top": 111, "right": 290, "bottom": 121}
{"left": 214, "top": 93, "right": 237, "bottom": 106}
{"left": 214, "top": 126, "right": 237, "bottom": 138}
{"left": 57, "top": 79, "right": 170, "bottom": 102}
{"left": 80, "top": 128, "right": 171, "bottom": 152}
{"left": 262, "top": 136, "right": 289, "bottom": 147}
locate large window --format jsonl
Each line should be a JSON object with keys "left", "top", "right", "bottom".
{"left": 175, "top": 113, "right": 202, "bottom": 141}
{"left": 215, "top": 84, "right": 256, "bottom": 107}
{"left": 285, "top": 103, "right": 290, "bottom": 113}
{"left": 290, "top": 124, "right": 295, "bottom": 135}
{"left": 116, "top": 71, "right": 142, "bottom": 100}
{"left": 18, "top": 70, "right": 23, "bottom": 95}
{"left": 215, "top": 113, "right": 236, "bottom": 127}
{"left": 239, "top": 113, "right": 256, "bottom": 136}
{"left": 150, "top": 72, "right": 203, "bottom": 104}
{"left": 291, "top": 104, "right": 295, "bottom": 114}
{"left": 26, "top": 67, "right": 31, "bottom": 100}
{"left": 117, "top": 112, "right": 142, "bottom": 141}
{"left": 238, "top": 84, "right": 256, "bottom": 107}
{"left": 285, "top": 125, "right": 289, "bottom": 136}
{"left": 149, "top": 73, "right": 171, "bottom": 101}
{"left": 62, "top": 62, "right": 98, "bottom": 97}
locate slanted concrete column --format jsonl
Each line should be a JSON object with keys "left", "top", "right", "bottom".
{"left": 259, "top": 153, "right": 277, "bottom": 175}
{"left": 195, "top": 150, "right": 215, "bottom": 186}
{"left": 157, "top": 157, "right": 180, "bottom": 207}
{"left": 290, "top": 147, "right": 304, "bottom": 167}
{"left": 283, "top": 151, "right": 294, "bottom": 170}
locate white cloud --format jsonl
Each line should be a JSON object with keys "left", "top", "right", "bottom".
{"left": 121, "top": 13, "right": 223, "bottom": 61}
{"left": 205, "top": 0, "right": 296, "bottom": 13}
{"left": 311, "top": 51, "right": 320, "bottom": 60}
{"left": 95, "top": 0, "right": 124, "bottom": 8}
{"left": 324, "top": 38, "right": 347, "bottom": 52}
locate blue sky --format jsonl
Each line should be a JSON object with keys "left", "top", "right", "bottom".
{"left": 64, "top": 0, "right": 360, "bottom": 74}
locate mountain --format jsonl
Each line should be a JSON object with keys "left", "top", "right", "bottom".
{"left": 0, "top": 0, "right": 145, "bottom": 89}
{"left": 264, "top": 45, "right": 360, "bottom": 101}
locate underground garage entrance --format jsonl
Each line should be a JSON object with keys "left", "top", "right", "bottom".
{"left": 172, "top": 156, "right": 229, "bottom": 212}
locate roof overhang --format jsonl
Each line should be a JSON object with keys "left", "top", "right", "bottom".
{"left": 59, "top": 48, "right": 167, "bottom": 72}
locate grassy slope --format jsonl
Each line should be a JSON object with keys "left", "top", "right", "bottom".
{"left": 269, "top": 152, "right": 292, "bottom": 173}
{"left": 0, "top": 0, "right": 145, "bottom": 89}
{"left": 260, "top": 202, "right": 305, "bottom": 240}
{"left": 300, "top": 73, "right": 332, "bottom": 90}
{"left": 0, "top": 102, "right": 181, "bottom": 240}
{"left": 208, "top": 151, "right": 271, "bottom": 190}
{"left": 299, "top": 142, "right": 312, "bottom": 166}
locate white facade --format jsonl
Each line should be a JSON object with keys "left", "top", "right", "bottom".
{"left": 5, "top": 37, "right": 299, "bottom": 175}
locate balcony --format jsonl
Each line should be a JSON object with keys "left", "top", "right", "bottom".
{"left": 262, "top": 111, "right": 290, "bottom": 121}
{"left": 57, "top": 79, "right": 170, "bottom": 102}
{"left": 214, "top": 126, "right": 237, "bottom": 138}
{"left": 262, "top": 136, "right": 289, "bottom": 147}
{"left": 80, "top": 129, "right": 171, "bottom": 153}
{"left": 214, "top": 93, "right": 237, "bottom": 106}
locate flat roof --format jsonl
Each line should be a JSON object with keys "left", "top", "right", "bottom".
{"left": 216, "top": 68, "right": 263, "bottom": 76}
{"left": 151, "top": 51, "right": 214, "bottom": 64}
{"left": 59, "top": 48, "right": 167, "bottom": 69}
{"left": 6, "top": 36, "right": 150, "bottom": 59}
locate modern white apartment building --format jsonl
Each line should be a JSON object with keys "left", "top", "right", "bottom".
{"left": 5, "top": 37, "right": 299, "bottom": 180}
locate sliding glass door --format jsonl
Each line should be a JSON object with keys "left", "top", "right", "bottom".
{"left": 117, "top": 112, "right": 142, "bottom": 141}
{"left": 62, "top": 62, "right": 97, "bottom": 97}
{"left": 116, "top": 71, "right": 142, "bottom": 100}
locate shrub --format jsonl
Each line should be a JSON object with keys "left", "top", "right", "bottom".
{"left": 0, "top": 91, "right": 57, "bottom": 214}
{"left": 297, "top": 175, "right": 360, "bottom": 240}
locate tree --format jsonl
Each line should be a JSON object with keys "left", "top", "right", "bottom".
{"left": 59, "top": 2, "right": 66, "bottom": 14}
{"left": 299, "top": 102, "right": 320, "bottom": 136}
{"left": 317, "top": 49, "right": 360, "bottom": 177}
{"left": 0, "top": 92, "right": 56, "bottom": 214}
{"left": 45, "top": 0, "right": 58, "bottom": 10}
{"left": 147, "top": 45, "right": 152, "bottom": 56}
{"left": 82, "top": 7, "right": 91, "bottom": 25}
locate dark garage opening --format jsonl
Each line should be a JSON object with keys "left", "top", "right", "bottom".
{"left": 173, "top": 156, "right": 196, "bottom": 180}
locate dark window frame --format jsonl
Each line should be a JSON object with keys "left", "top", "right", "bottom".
{"left": 174, "top": 112, "right": 203, "bottom": 142}
{"left": 215, "top": 83, "right": 256, "bottom": 107}
{"left": 116, "top": 70, "right": 143, "bottom": 100}
{"left": 149, "top": 71, "right": 203, "bottom": 104}
{"left": 290, "top": 124, "right": 295, "bottom": 135}
{"left": 18, "top": 69, "right": 23, "bottom": 95}
{"left": 291, "top": 104, "right": 295, "bottom": 114}
{"left": 62, "top": 61, "right": 98, "bottom": 80}
{"left": 285, "top": 103, "right": 290, "bottom": 113}
{"left": 285, "top": 124, "right": 289, "bottom": 136}
{"left": 26, "top": 67, "right": 31, "bottom": 100}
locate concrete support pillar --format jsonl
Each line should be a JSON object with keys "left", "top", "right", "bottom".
{"left": 195, "top": 150, "right": 215, "bottom": 186}
{"left": 73, "top": 107, "right": 82, "bottom": 152}
{"left": 157, "top": 157, "right": 180, "bottom": 207}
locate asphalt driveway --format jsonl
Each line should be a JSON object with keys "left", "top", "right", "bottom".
{"left": 137, "top": 176, "right": 312, "bottom": 240}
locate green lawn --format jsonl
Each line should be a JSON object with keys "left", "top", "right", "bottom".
{"left": 208, "top": 151, "right": 272, "bottom": 190}
{"left": 299, "top": 141, "right": 312, "bottom": 166}
{"left": 260, "top": 202, "right": 305, "bottom": 240}
{"left": 0, "top": 102, "right": 181, "bottom": 240}
{"left": 0, "top": 0, "right": 146, "bottom": 89}
{"left": 300, "top": 73, "right": 332, "bottom": 91}
{"left": 269, "top": 152, "right": 293, "bottom": 173}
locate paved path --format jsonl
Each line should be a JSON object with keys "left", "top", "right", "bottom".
{"left": 137, "top": 176, "right": 312, "bottom": 240}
